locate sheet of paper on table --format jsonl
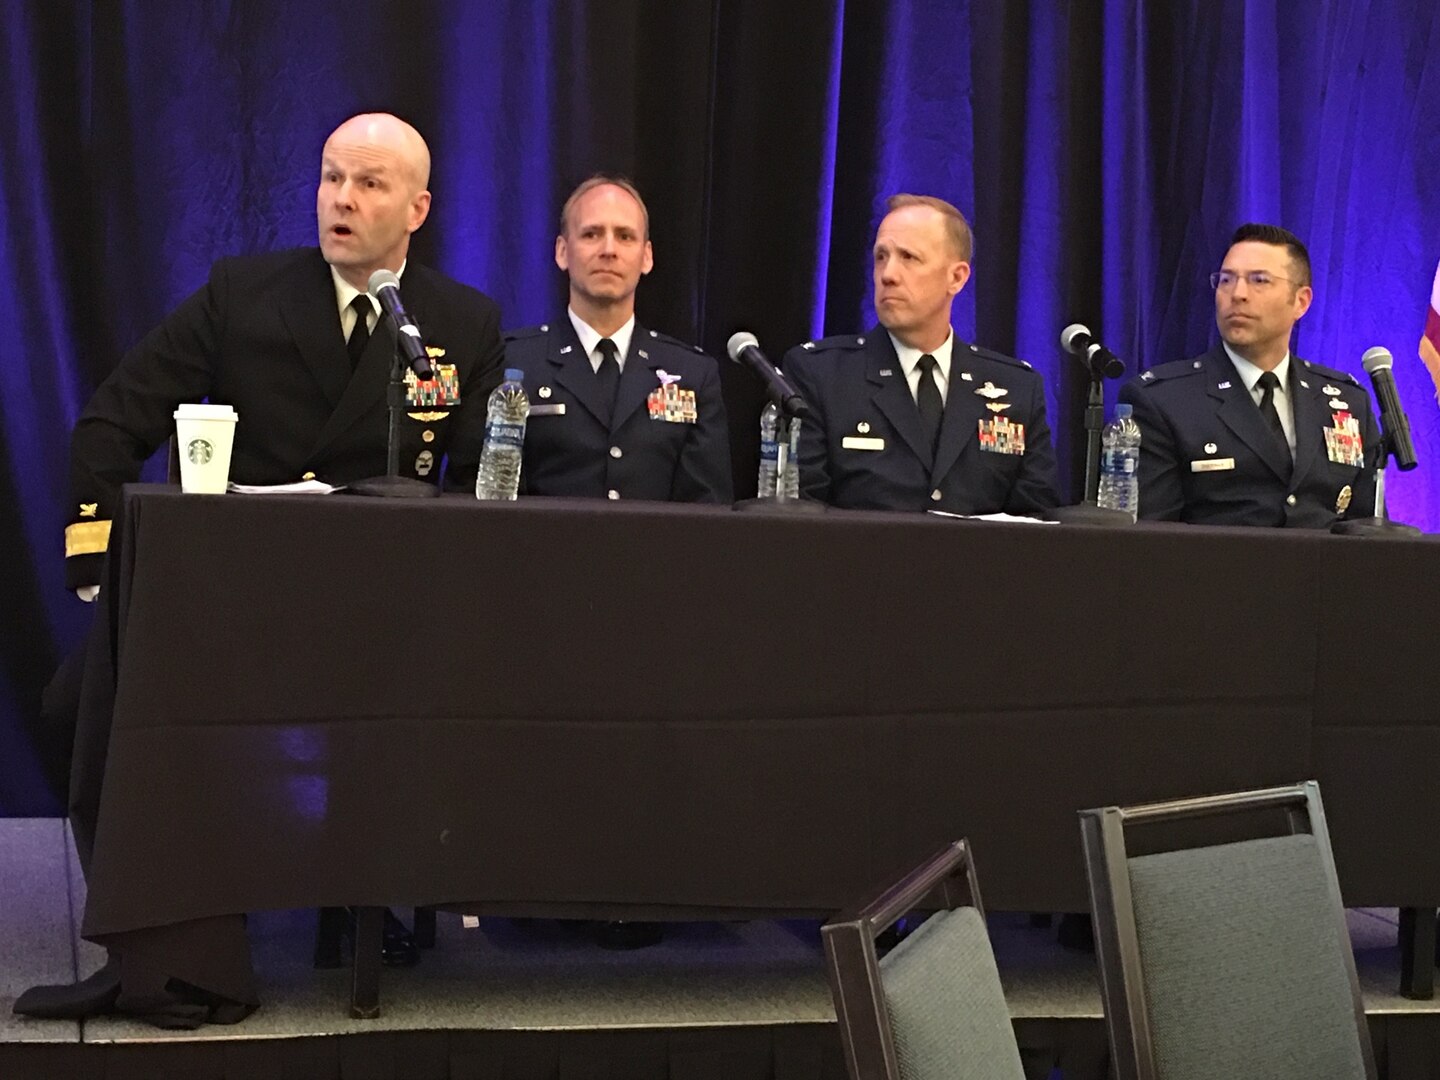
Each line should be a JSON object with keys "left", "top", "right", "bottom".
{"left": 226, "top": 480, "right": 340, "bottom": 495}
{"left": 926, "top": 510, "right": 1059, "bottom": 524}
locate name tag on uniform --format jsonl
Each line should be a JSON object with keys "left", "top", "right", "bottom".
{"left": 1190, "top": 457, "right": 1236, "bottom": 472}
{"left": 529, "top": 403, "right": 566, "bottom": 417}
{"left": 842, "top": 436, "right": 885, "bottom": 451}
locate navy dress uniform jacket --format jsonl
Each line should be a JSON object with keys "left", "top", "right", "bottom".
{"left": 502, "top": 319, "right": 733, "bottom": 503}
{"left": 1117, "top": 346, "right": 1380, "bottom": 527}
{"left": 781, "top": 328, "right": 1059, "bottom": 514}
{"left": 65, "top": 247, "right": 505, "bottom": 588}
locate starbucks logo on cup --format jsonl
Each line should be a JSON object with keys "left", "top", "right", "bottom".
{"left": 187, "top": 438, "right": 214, "bottom": 465}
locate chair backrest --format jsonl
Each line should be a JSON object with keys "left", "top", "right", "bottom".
{"left": 1079, "top": 781, "right": 1376, "bottom": 1080}
{"left": 821, "top": 840, "right": 1025, "bottom": 1080}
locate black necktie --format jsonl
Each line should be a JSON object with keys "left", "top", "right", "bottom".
{"left": 1256, "top": 370, "right": 1290, "bottom": 459}
{"left": 596, "top": 338, "right": 621, "bottom": 426}
{"left": 916, "top": 353, "right": 943, "bottom": 458}
{"left": 346, "top": 294, "right": 372, "bottom": 370}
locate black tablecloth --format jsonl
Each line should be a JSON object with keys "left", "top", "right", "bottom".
{"left": 76, "top": 485, "right": 1440, "bottom": 1000}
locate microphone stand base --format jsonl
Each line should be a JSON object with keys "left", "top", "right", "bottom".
{"left": 348, "top": 476, "right": 441, "bottom": 499}
{"left": 732, "top": 496, "right": 828, "bottom": 514}
{"left": 1041, "top": 502, "right": 1135, "bottom": 525}
{"left": 1330, "top": 517, "right": 1421, "bottom": 537}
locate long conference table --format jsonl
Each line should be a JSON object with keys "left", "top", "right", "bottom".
{"left": 75, "top": 484, "right": 1440, "bottom": 1015}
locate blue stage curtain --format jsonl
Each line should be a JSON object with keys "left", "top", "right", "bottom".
{"left": 2, "top": 0, "right": 1437, "bottom": 812}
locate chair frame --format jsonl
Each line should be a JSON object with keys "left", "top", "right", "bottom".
{"left": 821, "top": 840, "right": 989, "bottom": 1080}
{"left": 1079, "top": 780, "right": 1377, "bottom": 1080}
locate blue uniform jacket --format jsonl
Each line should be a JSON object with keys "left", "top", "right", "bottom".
{"left": 1118, "top": 346, "right": 1379, "bottom": 527}
{"left": 782, "top": 327, "right": 1059, "bottom": 514}
{"left": 502, "top": 319, "right": 733, "bottom": 503}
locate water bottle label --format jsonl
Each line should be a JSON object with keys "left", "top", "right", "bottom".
{"left": 759, "top": 443, "right": 779, "bottom": 463}
{"left": 1102, "top": 449, "right": 1136, "bottom": 475}
{"left": 484, "top": 420, "right": 525, "bottom": 450}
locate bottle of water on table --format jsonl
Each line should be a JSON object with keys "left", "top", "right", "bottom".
{"left": 757, "top": 401, "right": 780, "bottom": 497}
{"left": 757, "top": 401, "right": 802, "bottom": 500}
{"left": 475, "top": 368, "right": 529, "bottom": 501}
{"left": 1096, "top": 402, "right": 1140, "bottom": 521}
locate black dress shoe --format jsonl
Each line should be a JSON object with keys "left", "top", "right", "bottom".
{"left": 13, "top": 957, "right": 121, "bottom": 1019}
{"left": 313, "top": 907, "right": 420, "bottom": 968}
{"left": 381, "top": 908, "right": 420, "bottom": 967}
{"left": 593, "top": 920, "right": 663, "bottom": 950}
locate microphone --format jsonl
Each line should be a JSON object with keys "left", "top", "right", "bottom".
{"left": 368, "top": 269, "right": 433, "bottom": 381}
{"left": 1361, "top": 346, "right": 1418, "bottom": 471}
{"left": 1061, "top": 323, "right": 1125, "bottom": 380}
{"left": 726, "top": 332, "right": 810, "bottom": 419}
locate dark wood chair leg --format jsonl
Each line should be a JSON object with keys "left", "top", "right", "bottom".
{"left": 414, "top": 906, "right": 437, "bottom": 949}
{"left": 1397, "top": 906, "right": 1436, "bottom": 1001}
{"left": 350, "top": 905, "right": 384, "bottom": 1018}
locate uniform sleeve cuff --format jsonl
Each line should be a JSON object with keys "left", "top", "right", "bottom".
{"left": 65, "top": 520, "right": 112, "bottom": 558}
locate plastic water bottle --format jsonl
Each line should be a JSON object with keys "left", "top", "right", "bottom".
{"left": 475, "top": 368, "right": 529, "bottom": 500}
{"left": 1097, "top": 402, "right": 1141, "bottom": 520}
{"left": 781, "top": 416, "right": 801, "bottom": 499}
{"left": 757, "top": 402, "right": 780, "bottom": 497}
{"left": 756, "top": 402, "right": 801, "bottom": 499}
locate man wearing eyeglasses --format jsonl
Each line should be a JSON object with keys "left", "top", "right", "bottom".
{"left": 1118, "top": 223, "right": 1379, "bottom": 527}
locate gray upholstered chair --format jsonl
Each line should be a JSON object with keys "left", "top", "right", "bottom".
{"left": 821, "top": 840, "right": 1025, "bottom": 1080}
{"left": 1080, "top": 780, "right": 1376, "bottom": 1080}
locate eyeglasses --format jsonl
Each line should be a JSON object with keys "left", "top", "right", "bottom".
{"left": 1210, "top": 270, "right": 1297, "bottom": 292}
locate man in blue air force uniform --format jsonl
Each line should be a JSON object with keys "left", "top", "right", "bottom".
{"left": 502, "top": 175, "right": 732, "bottom": 503}
{"left": 1119, "top": 223, "right": 1378, "bottom": 527}
{"left": 782, "top": 194, "right": 1058, "bottom": 514}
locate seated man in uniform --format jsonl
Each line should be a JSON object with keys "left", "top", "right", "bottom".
{"left": 21, "top": 113, "right": 503, "bottom": 1021}
{"left": 65, "top": 112, "right": 504, "bottom": 591}
{"left": 783, "top": 194, "right": 1058, "bottom": 514}
{"left": 502, "top": 175, "right": 732, "bottom": 504}
{"left": 1118, "top": 223, "right": 1378, "bottom": 526}
{"left": 502, "top": 177, "right": 730, "bottom": 949}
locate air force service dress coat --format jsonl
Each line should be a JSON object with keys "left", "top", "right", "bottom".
{"left": 502, "top": 319, "right": 733, "bottom": 502}
{"left": 781, "top": 329, "right": 1059, "bottom": 513}
{"left": 1118, "top": 346, "right": 1379, "bottom": 527}
{"left": 64, "top": 247, "right": 506, "bottom": 588}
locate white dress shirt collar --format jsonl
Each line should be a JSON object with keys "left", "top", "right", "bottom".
{"left": 889, "top": 330, "right": 955, "bottom": 404}
{"left": 569, "top": 309, "right": 637, "bottom": 374}
{"left": 1223, "top": 342, "right": 1295, "bottom": 452}
{"left": 331, "top": 261, "right": 406, "bottom": 335}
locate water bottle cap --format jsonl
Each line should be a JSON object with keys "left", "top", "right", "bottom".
{"left": 1114, "top": 403, "right": 1133, "bottom": 419}
{"left": 504, "top": 368, "right": 524, "bottom": 382}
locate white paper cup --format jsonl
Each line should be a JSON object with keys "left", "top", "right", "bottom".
{"left": 173, "top": 403, "right": 238, "bottom": 494}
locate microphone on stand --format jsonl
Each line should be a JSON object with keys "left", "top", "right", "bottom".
{"left": 726, "top": 332, "right": 824, "bottom": 513}
{"left": 369, "top": 270, "right": 433, "bottom": 381}
{"left": 1361, "top": 347, "right": 1417, "bottom": 471}
{"left": 348, "top": 270, "right": 441, "bottom": 498}
{"left": 726, "top": 332, "right": 810, "bottom": 419}
{"left": 1331, "top": 346, "right": 1420, "bottom": 535}
{"left": 1061, "top": 323, "right": 1125, "bottom": 380}
{"left": 1041, "top": 323, "right": 1134, "bottom": 524}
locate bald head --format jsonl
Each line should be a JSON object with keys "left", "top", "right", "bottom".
{"left": 317, "top": 112, "right": 433, "bottom": 289}
{"left": 324, "top": 112, "right": 431, "bottom": 191}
